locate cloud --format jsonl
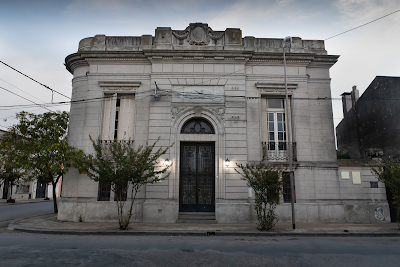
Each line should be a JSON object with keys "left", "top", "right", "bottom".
{"left": 335, "top": 0, "right": 400, "bottom": 27}
{"left": 67, "top": 0, "right": 142, "bottom": 11}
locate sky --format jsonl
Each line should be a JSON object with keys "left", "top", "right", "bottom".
{"left": 0, "top": 0, "right": 399, "bottom": 138}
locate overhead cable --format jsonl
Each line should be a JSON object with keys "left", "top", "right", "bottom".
{"left": 0, "top": 86, "right": 53, "bottom": 112}
{"left": 0, "top": 60, "right": 71, "bottom": 99}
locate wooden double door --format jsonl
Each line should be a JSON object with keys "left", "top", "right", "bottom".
{"left": 179, "top": 142, "right": 215, "bottom": 212}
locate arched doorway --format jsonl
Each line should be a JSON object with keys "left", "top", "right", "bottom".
{"left": 179, "top": 118, "right": 215, "bottom": 212}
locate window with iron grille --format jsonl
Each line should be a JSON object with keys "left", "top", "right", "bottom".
{"left": 114, "top": 182, "right": 128, "bottom": 201}
{"left": 181, "top": 117, "right": 215, "bottom": 134}
{"left": 16, "top": 184, "right": 30, "bottom": 194}
{"left": 283, "top": 172, "right": 296, "bottom": 203}
{"left": 98, "top": 181, "right": 111, "bottom": 201}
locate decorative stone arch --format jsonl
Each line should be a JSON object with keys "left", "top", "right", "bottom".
{"left": 168, "top": 106, "right": 226, "bottom": 202}
{"left": 180, "top": 117, "right": 215, "bottom": 134}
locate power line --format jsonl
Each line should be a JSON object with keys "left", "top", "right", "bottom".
{"left": 0, "top": 89, "right": 396, "bottom": 111}
{"left": 1, "top": 9, "right": 397, "bottom": 112}
{"left": 0, "top": 86, "right": 53, "bottom": 112}
{"left": 0, "top": 88, "right": 156, "bottom": 111}
{"left": 0, "top": 78, "right": 58, "bottom": 112}
{"left": 171, "top": 9, "right": 400, "bottom": 92}
{"left": 325, "top": 9, "right": 400, "bottom": 40}
{"left": 0, "top": 60, "right": 71, "bottom": 100}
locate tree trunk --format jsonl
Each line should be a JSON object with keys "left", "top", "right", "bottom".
{"left": 52, "top": 181, "right": 58, "bottom": 213}
{"left": 9, "top": 180, "right": 13, "bottom": 199}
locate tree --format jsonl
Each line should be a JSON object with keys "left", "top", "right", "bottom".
{"left": 235, "top": 162, "right": 284, "bottom": 231}
{"left": 85, "top": 137, "right": 173, "bottom": 230}
{"left": 5, "top": 111, "right": 84, "bottom": 213}
{"left": 337, "top": 150, "right": 351, "bottom": 159}
{"left": 0, "top": 132, "right": 26, "bottom": 201}
{"left": 371, "top": 159, "right": 400, "bottom": 226}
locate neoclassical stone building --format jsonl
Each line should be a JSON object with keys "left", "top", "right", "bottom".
{"left": 59, "top": 23, "right": 389, "bottom": 223}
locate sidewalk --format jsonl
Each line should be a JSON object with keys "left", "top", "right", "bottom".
{"left": 9, "top": 214, "right": 400, "bottom": 237}
{"left": 0, "top": 198, "right": 50, "bottom": 206}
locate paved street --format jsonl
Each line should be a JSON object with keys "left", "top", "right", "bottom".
{"left": 0, "top": 202, "right": 399, "bottom": 266}
{"left": 0, "top": 231, "right": 399, "bottom": 267}
{"left": 0, "top": 201, "right": 53, "bottom": 222}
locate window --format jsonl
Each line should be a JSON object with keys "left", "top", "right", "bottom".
{"left": 262, "top": 98, "right": 288, "bottom": 161}
{"left": 98, "top": 181, "right": 111, "bottom": 201}
{"left": 114, "top": 182, "right": 128, "bottom": 201}
{"left": 181, "top": 118, "right": 215, "bottom": 134}
{"left": 114, "top": 96, "right": 120, "bottom": 139}
{"left": 16, "top": 184, "right": 30, "bottom": 194}
{"left": 283, "top": 172, "right": 296, "bottom": 203}
{"left": 102, "top": 94, "right": 135, "bottom": 141}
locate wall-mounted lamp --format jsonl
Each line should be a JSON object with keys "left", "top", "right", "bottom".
{"left": 164, "top": 158, "right": 171, "bottom": 167}
{"left": 225, "top": 158, "right": 230, "bottom": 168}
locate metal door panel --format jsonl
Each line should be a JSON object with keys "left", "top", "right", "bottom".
{"left": 179, "top": 142, "right": 215, "bottom": 212}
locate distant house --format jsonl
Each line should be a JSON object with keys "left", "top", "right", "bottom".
{"left": 0, "top": 129, "right": 62, "bottom": 201}
{"left": 336, "top": 76, "right": 400, "bottom": 160}
{"left": 59, "top": 22, "right": 389, "bottom": 224}
{"left": 336, "top": 76, "right": 400, "bottom": 222}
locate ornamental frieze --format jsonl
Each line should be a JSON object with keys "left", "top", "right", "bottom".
{"left": 172, "top": 23, "right": 224, "bottom": 45}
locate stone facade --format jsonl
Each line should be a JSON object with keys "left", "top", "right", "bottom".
{"left": 59, "top": 23, "right": 389, "bottom": 223}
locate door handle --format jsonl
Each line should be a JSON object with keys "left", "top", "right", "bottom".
{"left": 198, "top": 187, "right": 200, "bottom": 191}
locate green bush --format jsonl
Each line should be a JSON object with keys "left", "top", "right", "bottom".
{"left": 337, "top": 150, "right": 351, "bottom": 159}
{"left": 371, "top": 159, "right": 400, "bottom": 226}
{"left": 235, "top": 162, "right": 283, "bottom": 231}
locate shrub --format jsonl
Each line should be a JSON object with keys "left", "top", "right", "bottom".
{"left": 235, "top": 162, "right": 283, "bottom": 231}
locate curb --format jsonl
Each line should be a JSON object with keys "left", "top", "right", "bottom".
{"left": 0, "top": 200, "right": 51, "bottom": 206}
{"left": 6, "top": 213, "right": 55, "bottom": 230}
{"left": 12, "top": 227, "right": 400, "bottom": 237}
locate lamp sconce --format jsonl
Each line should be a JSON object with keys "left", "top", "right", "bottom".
{"left": 164, "top": 158, "right": 171, "bottom": 167}
{"left": 225, "top": 158, "right": 230, "bottom": 168}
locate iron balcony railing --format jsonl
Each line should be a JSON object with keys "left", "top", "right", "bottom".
{"left": 262, "top": 142, "right": 297, "bottom": 162}
{"left": 99, "top": 140, "right": 134, "bottom": 149}
{"left": 100, "top": 140, "right": 134, "bottom": 145}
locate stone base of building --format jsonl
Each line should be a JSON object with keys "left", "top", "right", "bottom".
{"left": 273, "top": 201, "right": 391, "bottom": 223}
{"left": 58, "top": 198, "right": 391, "bottom": 223}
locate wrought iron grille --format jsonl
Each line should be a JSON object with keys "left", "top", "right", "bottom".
{"left": 262, "top": 142, "right": 297, "bottom": 161}
{"left": 100, "top": 140, "right": 134, "bottom": 145}
{"left": 181, "top": 118, "right": 215, "bottom": 134}
{"left": 283, "top": 172, "right": 296, "bottom": 203}
{"left": 179, "top": 142, "right": 215, "bottom": 212}
{"left": 98, "top": 181, "right": 111, "bottom": 201}
{"left": 114, "top": 182, "right": 128, "bottom": 201}
{"left": 16, "top": 184, "right": 30, "bottom": 194}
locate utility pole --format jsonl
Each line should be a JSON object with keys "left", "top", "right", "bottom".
{"left": 283, "top": 36, "right": 295, "bottom": 230}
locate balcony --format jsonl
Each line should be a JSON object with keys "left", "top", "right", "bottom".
{"left": 99, "top": 140, "right": 134, "bottom": 149}
{"left": 100, "top": 140, "right": 134, "bottom": 145}
{"left": 262, "top": 142, "right": 297, "bottom": 162}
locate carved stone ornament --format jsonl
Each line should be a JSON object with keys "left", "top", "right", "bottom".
{"left": 99, "top": 81, "right": 141, "bottom": 92}
{"left": 209, "top": 107, "right": 225, "bottom": 121}
{"left": 172, "top": 23, "right": 224, "bottom": 45}
{"left": 171, "top": 106, "right": 186, "bottom": 120}
{"left": 194, "top": 106, "right": 202, "bottom": 116}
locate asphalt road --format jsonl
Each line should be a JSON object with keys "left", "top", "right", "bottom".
{"left": 0, "top": 232, "right": 399, "bottom": 267}
{"left": 0, "top": 201, "right": 53, "bottom": 222}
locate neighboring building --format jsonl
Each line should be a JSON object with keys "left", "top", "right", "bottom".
{"left": 336, "top": 76, "right": 400, "bottom": 222}
{"left": 337, "top": 76, "right": 400, "bottom": 160}
{"left": 0, "top": 129, "right": 62, "bottom": 201}
{"left": 59, "top": 23, "right": 389, "bottom": 223}
{"left": 0, "top": 175, "right": 62, "bottom": 201}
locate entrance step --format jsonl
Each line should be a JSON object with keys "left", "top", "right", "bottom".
{"left": 177, "top": 212, "right": 217, "bottom": 224}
